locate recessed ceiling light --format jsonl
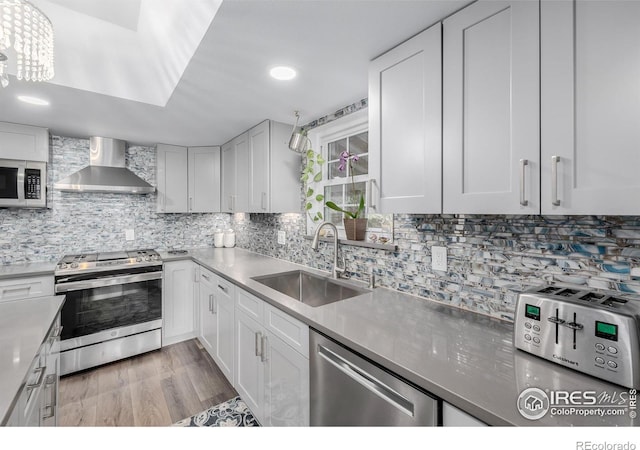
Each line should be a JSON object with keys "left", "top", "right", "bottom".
{"left": 17, "top": 95, "right": 50, "bottom": 106}
{"left": 270, "top": 66, "right": 296, "bottom": 81}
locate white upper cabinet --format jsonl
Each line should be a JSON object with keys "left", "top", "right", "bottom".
{"left": 157, "top": 144, "right": 220, "bottom": 213}
{"left": 369, "top": 22, "right": 442, "bottom": 214}
{"left": 541, "top": 0, "right": 640, "bottom": 215}
{"left": 222, "top": 132, "right": 249, "bottom": 213}
{"left": 223, "top": 120, "right": 300, "bottom": 214}
{"left": 249, "top": 120, "right": 270, "bottom": 212}
{"left": 157, "top": 144, "right": 188, "bottom": 213}
{"left": 188, "top": 146, "right": 221, "bottom": 212}
{"left": 443, "top": 0, "right": 540, "bottom": 214}
{"left": 0, "top": 122, "right": 49, "bottom": 162}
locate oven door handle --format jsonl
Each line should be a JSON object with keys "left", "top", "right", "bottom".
{"left": 55, "top": 271, "right": 162, "bottom": 293}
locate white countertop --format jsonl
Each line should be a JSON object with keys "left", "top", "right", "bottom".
{"left": 0, "top": 295, "right": 65, "bottom": 425}
{"left": 0, "top": 261, "right": 56, "bottom": 280}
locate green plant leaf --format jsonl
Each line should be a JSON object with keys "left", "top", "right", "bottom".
{"left": 313, "top": 172, "right": 322, "bottom": 182}
{"left": 301, "top": 173, "right": 308, "bottom": 182}
{"left": 305, "top": 202, "right": 313, "bottom": 210}
{"left": 315, "top": 212, "right": 323, "bottom": 220}
{"left": 317, "top": 155, "right": 325, "bottom": 165}
{"left": 325, "top": 201, "right": 356, "bottom": 219}
{"left": 306, "top": 187, "right": 314, "bottom": 197}
{"left": 315, "top": 194, "right": 324, "bottom": 202}
{"left": 306, "top": 149, "right": 315, "bottom": 159}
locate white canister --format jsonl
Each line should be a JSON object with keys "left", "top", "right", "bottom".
{"left": 214, "top": 230, "right": 224, "bottom": 248}
{"left": 223, "top": 229, "right": 236, "bottom": 248}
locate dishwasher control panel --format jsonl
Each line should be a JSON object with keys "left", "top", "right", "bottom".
{"left": 515, "top": 287, "right": 640, "bottom": 389}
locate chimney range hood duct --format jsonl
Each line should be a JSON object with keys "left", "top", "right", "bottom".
{"left": 54, "top": 137, "right": 155, "bottom": 194}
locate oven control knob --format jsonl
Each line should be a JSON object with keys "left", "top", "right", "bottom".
{"left": 144, "top": 256, "right": 151, "bottom": 261}
{"left": 151, "top": 254, "right": 158, "bottom": 260}
{"left": 71, "top": 262, "right": 79, "bottom": 268}
{"left": 136, "top": 257, "right": 142, "bottom": 262}
{"left": 60, "top": 263, "right": 68, "bottom": 269}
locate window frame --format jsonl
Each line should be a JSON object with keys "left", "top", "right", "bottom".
{"left": 306, "top": 109, "right": 392, "bottom": 242}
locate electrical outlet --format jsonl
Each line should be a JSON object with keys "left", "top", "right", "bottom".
{"left": 277, "top": 230, "right": 286, "bottom": 245}
{"left": 125, "top": 229, "right": 135, "bottom": 241}
{"left": 432, "top": 246, "right": 447, "bottom": 271}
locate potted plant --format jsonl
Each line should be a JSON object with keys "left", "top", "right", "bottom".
{"left": 325, "top": 150, "right": 367, "bottom": 240}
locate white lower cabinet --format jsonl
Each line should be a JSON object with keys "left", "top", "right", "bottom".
{"left": 234, "top": 288, "right": 309, "bottom": 426}
{"left": 198, "top": 267, "right": 236, "bottom": 384}
{"left": 442, "top": 402, "right": 487, "bottom": 427}
{"left": 0, "top": 275, "right": 54, "bottom": 303}
{"left": 163, "top": 261, "right": 197, "bottom": 345}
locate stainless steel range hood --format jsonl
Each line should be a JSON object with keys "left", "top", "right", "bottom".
{"left": 54, "top": 137, "right": 155, "bottom": 194}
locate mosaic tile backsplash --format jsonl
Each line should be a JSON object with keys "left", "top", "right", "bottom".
{"left": 3, "top": 134, "right": 640, "bottom": 323}
{"left": 232, "top": 213, "right": 640, "bottom": 322}
{"left": 0, "top": 136, "right": 231, "bottom": 264}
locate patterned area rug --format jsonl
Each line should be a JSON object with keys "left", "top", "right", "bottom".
{"left": 173, "top": 396, "right": 260, "bottom": 427}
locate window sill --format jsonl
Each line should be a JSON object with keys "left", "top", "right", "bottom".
{"left": 303, "top": 235, "right": 397, "bottom": 251}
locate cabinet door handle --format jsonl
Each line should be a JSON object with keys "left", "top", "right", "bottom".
{"left": 367, "top": 179, "right": 377, "bottom": 211}
{"left": 217, "top": 284, "right": 228, "bottom": 294}
{"left": 26, "top": 366, "right": 46, "bottom": 391}
{"left": 260, "top": 336, "right": 268, "bottom": 362}
{"left": 255, "top": 331, "right": 262, "bottom": 357}
{"left": 211, "top": 294, "right": 217, "bottom": 314}
{"left": 261, "top": 192, "right": 267, "bottom": 210}
{"left": 519, "top": 159, "right": 529, "bottom": 206}
{"left": 551, "top": 156, "right": 561, "bottom": 206}
{"left": 189, "top": 197, "right": 193, "bottom": 211}
{"left": 42, "top": 374, "right": 56, "bottom": 419}
{"left": 208, "top": 294, "right": 213, "bottom": 313}
{"left": 228, "top": 195, "right": 233, "bottom": 211}
{"left": 232, "top": 195, "right": 236, "bottom": 211}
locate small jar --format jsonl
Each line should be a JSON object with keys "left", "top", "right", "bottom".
{"left": 223, "top": 229, "right": 236, "bottom": 248}
{"left": 214, "top": 230, "right": 224, "bottom": 248}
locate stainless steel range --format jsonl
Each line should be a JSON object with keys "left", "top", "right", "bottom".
{"left": 54, "top": 249, "right": 163, "bottom": 375}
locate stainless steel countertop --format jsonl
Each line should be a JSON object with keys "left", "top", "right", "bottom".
{"left": 0, "top": 295, "right": 65, "bottom": 425}
{"left": 160, "top": 247, "right": 638, "bottom": 427}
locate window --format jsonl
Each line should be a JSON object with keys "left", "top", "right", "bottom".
{"left": 306, "top": 109, "right": 393, "bottom": 242}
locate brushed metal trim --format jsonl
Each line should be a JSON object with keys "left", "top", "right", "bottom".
{"left": 55, "top": 271, "right": 162, "bottom": 293}
{"left": 60, "top": 328, "right": 161, "bottom": 375}
{"left": 60, "top": 319, "right": 162, "bottom": 352}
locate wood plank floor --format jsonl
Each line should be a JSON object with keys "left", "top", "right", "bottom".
{"left": 58, "top": 339, "right": 237, "bottom": 426}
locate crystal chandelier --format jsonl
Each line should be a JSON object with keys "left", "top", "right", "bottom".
{"left": 0, "top": 0, "right": 54, "bottom": 88}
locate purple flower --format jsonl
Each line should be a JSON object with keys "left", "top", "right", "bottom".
{"left": 338, "top": 151, "right": 358, "bottom": 172}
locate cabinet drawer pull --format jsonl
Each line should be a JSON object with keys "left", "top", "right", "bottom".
{"left": 255, "top": 331, "right": 262, "bottom": 357}
{"left": 201, "top": 273, "right": 210, "bottom": 281}
{"left": 217, "top": 284, "right": 228, "bottom": 294}
{"left": 519, "top": 159, "right": 529, "bottom": 206}
{"left": 551, "top": 155, "right": 561, "bottom": 206}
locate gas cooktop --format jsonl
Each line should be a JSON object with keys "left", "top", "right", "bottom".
{"left": 55, "top": 249, "right": 162, "bottom": 275}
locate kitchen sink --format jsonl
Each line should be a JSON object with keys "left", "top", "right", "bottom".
{"left": 252, "top": 270, "right": 369, "bottom": 307}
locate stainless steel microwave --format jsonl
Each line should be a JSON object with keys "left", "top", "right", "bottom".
{"left": 0, "top": 159, "right": 46, "bottom": 208}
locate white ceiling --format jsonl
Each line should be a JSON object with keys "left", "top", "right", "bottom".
{"left": 0, "top": 0, "right": 470, "bottom": 147}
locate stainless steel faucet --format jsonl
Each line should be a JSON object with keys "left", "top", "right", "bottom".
{"left": 311, "top": 221, "right": 345, "bottom": 279}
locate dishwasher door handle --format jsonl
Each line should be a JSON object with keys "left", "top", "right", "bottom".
{"left": 317, "top": 344, "right": 414, "bottom": 417}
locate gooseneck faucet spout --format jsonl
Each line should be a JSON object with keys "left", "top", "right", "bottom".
{"left": 311, "top": 221, "right": 345, "bottom": 279}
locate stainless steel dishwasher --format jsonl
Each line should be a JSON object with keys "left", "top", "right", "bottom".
{"left": 310, "top": 330, "right": 439, "bottom": 426}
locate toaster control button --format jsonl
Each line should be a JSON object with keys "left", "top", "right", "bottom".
{"left": 533, "top": 337, "right": 540, "bottom": 344}
{"left": 595, "top": 357, "right": 605, "bottom": 365}
{"left": 533, "top": 325, "right": 540, "bottom": 332}
{"left": 595, "top": 343, "right": 606, "bottom": 351}
{"left": 524, "top": 334, "right": 532, "bottom": 341}
{"left": 607, "top": 360, "right": 618, "bottom": 369}
{"left": 607, "top": 346, "right": 618, "bottom": 355}
{"left": 525, "top": 322, "right": 532, "bottom": 329}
